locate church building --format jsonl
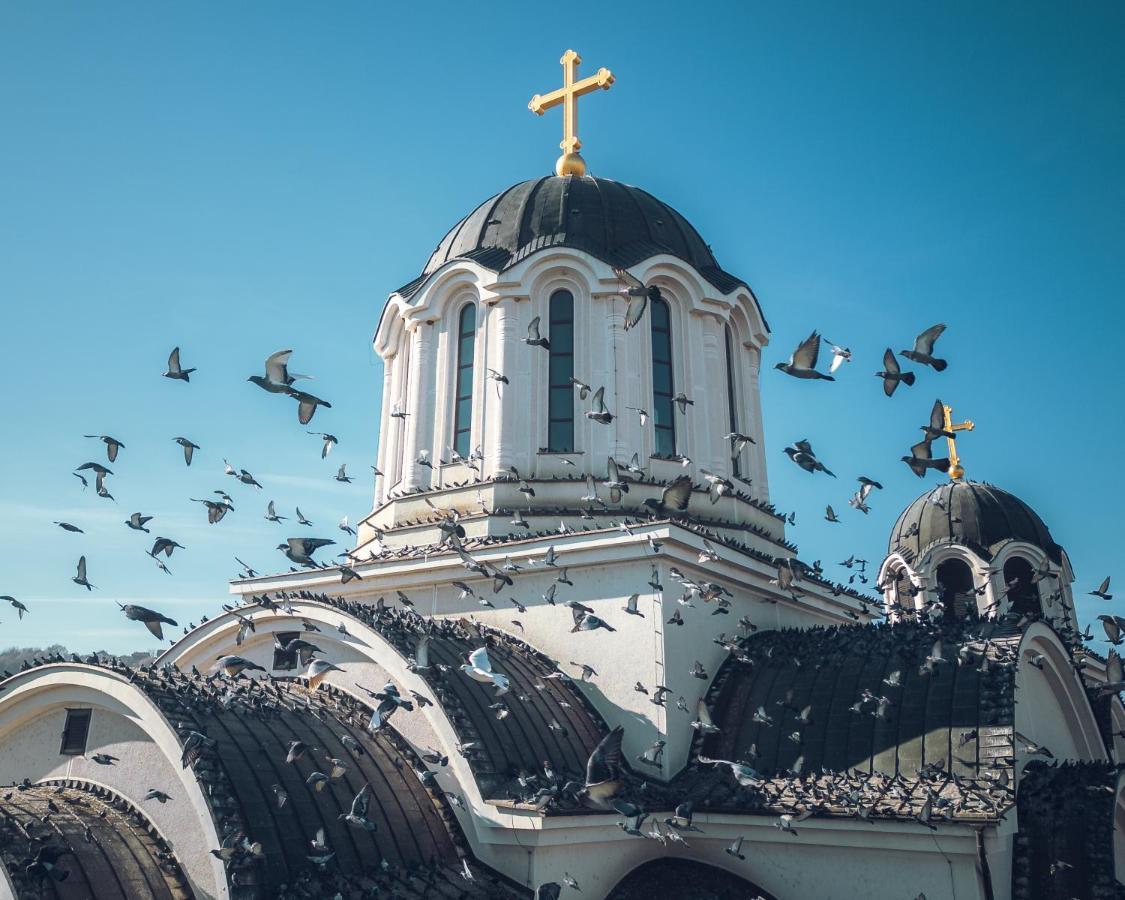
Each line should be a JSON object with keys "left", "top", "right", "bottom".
{"left": 1, "top": 51, "right": 1121, "bottom": 900}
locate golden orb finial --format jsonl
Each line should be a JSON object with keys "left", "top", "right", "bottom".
{"left": 529, "top": 50, "right": 614, "bottom": 176}
{"left": 555, "top": 152, "right": 587, "bottom": 177}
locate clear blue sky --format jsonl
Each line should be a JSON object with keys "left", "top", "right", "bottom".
{"left": 1, "top": 2, "right": 1122, "bottom": 654}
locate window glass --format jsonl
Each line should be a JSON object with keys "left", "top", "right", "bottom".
{"left": 547, "top": 291, "right": 575, "bottom": 451}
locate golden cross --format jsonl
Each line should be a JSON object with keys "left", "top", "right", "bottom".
{"left": 529, "top": 50, "right": 615, "bottom": 177}
{"left": 943, "top": 403, "right": 975, "bottom": 480}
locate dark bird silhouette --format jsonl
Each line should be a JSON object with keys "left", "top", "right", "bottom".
{"left": 874, "top": 348, "right": 915, "bottom": 397}
{"left": 163, "top": 347, "right": 195, "bottom": 381}
{"left": 901, "top": 323, "right": 948, "bottom": 371}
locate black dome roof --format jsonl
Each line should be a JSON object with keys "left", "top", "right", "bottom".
{"left": 889, "top": 480, "right": 1062, "bottom": 563}
{"left": 395, "top": 175, "right": 749, "bottom": 299}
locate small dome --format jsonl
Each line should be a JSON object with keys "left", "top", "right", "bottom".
{"left": 889, "top": 480, "right": 1062, "bottom": 563}
{"left": 396, "top": 175, "right": 748, "bottom": 297}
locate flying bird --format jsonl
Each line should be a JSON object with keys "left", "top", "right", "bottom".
{"left": 875, "top": 348, "right": 915, "bottom": 397}
{"left": 775, "top": 331, "right": 834, "bottom": 380}
{"left": 309, "top": 432, "right": 338, "bottom": 458}
{"left": 901, "top": 323, "right": 948, "bottom": 371}
{"left": 523, "top": 316, "right": 550, "bottom": 350}
{"left": 54, "top": 521, "right": 83, "bottom": 533}
{"left": 823, "top": 339, "right": 851, "bottom": 374}
{"left": 120, "top": 604, "right": 178, "bottom": 640}
{"left": 83, "top": 434, "right": 125, "bottom": 463}
{"left": 72, "top": 556, "right": 94, "bottom": 590}
{"left": 277, "top": 537, "right": 335, "bottom": 566}
{"left": 163, "top": 347, "right": 195, "bottom": 382}
{"left": 1090, "top": 577, "right": 1112, "bottom": 601}
{"left": 126, "top": 512, "right": 153, "bottom": 532}
{"left": 783, "top": 439, "right": 834, "bottom": 476}
{"left": 613, "top": 266, "right": 661, "bottom": 330}
{"left": 902, "top": 437, "right": 950, "bottom": 478}
{"left": 461, "top": 647, "right": 510, "bottom": 695}
{"left": 2, "top": 596, "right": 28, "bottom": 619}
{"left": 585, "top": 386, "right": 614, "bottom": 425}
{"left": 173, "top": 437, "right": 200, "bottom": 466}
{"left": 335, "top": 464, "right": 353, "bottom": 483}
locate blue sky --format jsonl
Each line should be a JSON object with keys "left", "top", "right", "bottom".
{"left": 0, "top": 2, "right": 1122, "bottom": 654}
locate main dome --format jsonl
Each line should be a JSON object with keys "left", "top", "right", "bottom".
{"left": 395, "top": 175, "right": 748, "bottom": 298}
{"left": 889, "top": 480, "right": 1063, "bottom": 563}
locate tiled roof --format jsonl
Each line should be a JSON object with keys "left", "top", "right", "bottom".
{"left": 700, "top": 620, "right": 1022, "bottom": 782}
{"left": 394, "top": 176, "right": 762, "bottom": 317}
{"left": 0, "top": 783, "right": 192, "bottom": 899}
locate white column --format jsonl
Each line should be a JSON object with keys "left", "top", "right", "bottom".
{"left": 401, "top": 321, "right": 434, "bottom": 491}
{"left": 374, "top": 352, "right": 395, "bottom": 505}
{"left": 486, "top": 298, "right": 519, "bottom": 478}
{"left": 697, "top": 313, "right": 725, "bottom": 473}
{"left": 746, "top": 343, "right": 768, "bottom": 499}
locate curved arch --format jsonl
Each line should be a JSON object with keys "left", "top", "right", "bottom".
{"left": 606, "top": 857, "right": 777, "bottom": 900}
{"left": 934, "top": 557, "right": 976, "bottom": 622}
{"left": 1016, "top": 623, "right": 1109, "bottom": 765}
{"left": 0, "top": 665, "right": 229, "bottom": 899}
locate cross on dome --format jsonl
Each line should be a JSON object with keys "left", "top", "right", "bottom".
{"left": 528, "top": 49, "right": 615, "bottom": 177}
{"left": 942, "top": 402, "right": 975, "bottom": 480}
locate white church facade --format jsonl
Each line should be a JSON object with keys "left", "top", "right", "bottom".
{"left": 1, "top": 51, "right": 1122, "bottom": 900}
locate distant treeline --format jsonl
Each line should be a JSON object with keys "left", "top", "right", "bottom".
{"left": 0, "top": 645, "right": 153, "bottom": 674}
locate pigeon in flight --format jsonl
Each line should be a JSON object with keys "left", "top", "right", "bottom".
{"left": 575, "top": 725, "right": 625, "bottom": 810}
{"left": 191, "top": 497, "right": 233, "bottom": 524}
{"left": 248, "top": 349, "right": 311, "bottom": 393}
{"left": 725, "top": 431, "right": 756, "bottom": 455}
{"left": 339, "top": 783, "right": 378, "bottom": 831}
{"left": 569, "top": 376, "right": 591, "bottom": 399}
{"left": 72, "top": 555, "right": 94, "bottom": 590}
{"left": 824, "top": 505, "right": 840, "bottom": 523}
{"left": 125, "top": 512, "right": 153, "bottom": 532}
{"left": 613, "top": 267, "right": 661, "bottom": 330}
{"left": 120, "top": 604, "right": 178, "bottom": 640}
{"left": 54, "top": 521, "right": 83, "bottom": 533}
{"left": 265, "top": 501, "right": 286, "bottom": 523}
{"left": 920, "top": 399, "right": 955, "bottom": 441}
{"left": 295, "top": 507, "right": 313, "bottom": 527}
{"left": 902, "top": 437, "right": 950, "bottom": 478}
{"left": 1090, "top": 577, "right": 1112, "bottom": 601}
{"left": 875, "top": 348, "right": 915, "bottom": 397}
{"left": 84, "top": 434, "right": 125, "bottom": 463}
{"left": 823, "top": 339, "right": 852, "bottom": 374}
{"left": 585, "top": 386, "right": 614, "bottom": 425}
{"left": 289, "top": 389, "right": 332, "bottom": 425}
{"left": 335, "top": 464, "right": 353, "bottom": 483}
{"left": 163, "top": 347, "right": 195, "bottom": 382}
{"left": 2, "top": 596, "right": 28, "bottom": 619}
{"left": 461, "top": 647, "right": 510, "bottom": 695}
{"left": 642, "top": 474, "right": 693, "bottom": 514}
{"left": 224, "top": 460, "right": 263, "bottom": 489}
{"left": 775, "top": 331, "right": 834, "bottom": 380}
{"left": 278, "top": 537, "right": 335, "bottom": 566}
{"left": 173, "top": 437, "right": 200, "bottom": 466}
{"left": 523, "top": 316, "right": 550, "bottom": 350}
{"left": 783, "top": 440, "right": 835, "bottom": 476}
{"left": 901, "top": 323, "right": 948, "bottom": 371}
{"left": 309, "top": 432, "right": 338, "bottom": 458}
{"left": 150, "top": 537, "right": 184, "bottom": 558}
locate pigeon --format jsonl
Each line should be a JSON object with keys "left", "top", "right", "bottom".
{"left": 191, "top": 497, "right": 233, "bottom": 524}
{"left": 215, "top": 655, "right": 266, "bottom": 678}
{"left": 875, "top": 348, "right": 915, "bottom": 397}
{"left": 585, "top": 386, "right": 614, "bottom": 425}
{"left": 126, "top": 512, "right": 153, "bottom": 532}
{"left": 143, "top": 789, "right": 172, "bottom": 804}
{"left": 2, "top": 596, "right": 28, "bottom": 619}
{"left": 264, "top": 501, "right": 286, "bottom": 523}
{"left": 621, "top": 593, "right": 644, "bottom": 617}
{"left": 672, "top": 392, "right": 694, "bottom": 414}
{"left": 901, "top": 324, "right": 948, "bottom": 371}
{"left": 295, "top": 507, "right": 313, "bottom": 527}
{"left": 902, "top": 437, "right": 950, "bottom": 478}
{"left": 305, "top": 658, "right": 343, "bottom": 690}
{"left": 569, "top": 376, "right": 591, "bottom": 399}
{"left": 725, "top": 835, "right": 746, "bottom": 860}
{"left": 335, "top": 464, "right": 353, "bottom": 483}
{"left": 1090, "top": 577, "right": 1112, "bottom": 601}
{"left": 613, "top": 267, "right": 660, "bottom": 330}
{"left": 641, "top": 474, "right": 693, "bottom": 513}
{"left": 339, "top": 784, "right": 378, "bottom": 830}
{"left": 150, "top": 537, "right": 184, "bottom": 558}
{"left": 775, "top": 331, "right": 834, "bottom": 380}
{"left": 849, "top": 483, "right": 874, "bottom": 514}
{"left": 72, "top": 555, "right": 94, "bottom": 590}
{"left": 120, "top": 604, "right": 178, "bottom": 640}
{"left": 309, "top": 432, "right": 338, "bottom": 458}
{"left": 84, "top": 434, "right": 125, "bottom": 463}
{"left": 248, "top": 349, "right": 310, "bottom": 393}
{"left": 523, "top": 316, "right": 550, "bottom": 350}
{"left": 824, "top": 505, "right": 839, "bottom": 523}
{"left": 173, "top": 437, "right": 200, "bottom": 466}
{"left": 824, "top": 340, "right": 851, "bottom": 374}
{"left": 724, "top": 431, "right": 756, "bottom": 455}
{"left": 461, "top": 647, "right": 510, "bottom": 695}
{"left": 783, "top": 439, "right": 834, "bottom": 476}
{"left": 54, "top": 521, "right": 83, "bottom": 533}
{"left": 575, "top": 726, "right": 625, "bottom": 809}
{"left": 224, "top": 460, "right": 263, "bottom": 489}
{"left": 277, "top": 537, "right": 335, "bottom": 566}
{"left": 289, "top": 389, "right": 332, "bottom": 425}
{"left": 163, "top": 347, "right": 195, "bottom": 381}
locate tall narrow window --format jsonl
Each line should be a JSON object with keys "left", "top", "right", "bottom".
{"left": 1004, "top": 557, "right": 1041, "bottom": 617}
{"left": 725, "top": 325, "right": 741, "bottom": 477}
{"left": 651, "top": 297, "right": 676, "bottom": 457}
{"left": 60, "top": 708, "right": 92, "bottom": 756}
{"left": 547, "top": 291, "right": 575, "bottom": 451}
{"left": 453, "top": 304, "right": 476, "bottom": 458}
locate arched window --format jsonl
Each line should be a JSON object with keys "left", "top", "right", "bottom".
{"left": 650, "top": 297, "right": 676, "bottom": 457}
{"left": 936, "top": 558, "right": 976, "bottom": 623}
{"left": 453, "top": 304, "right": 476, "bottom": 458}
{"left": 547, "top": 290, "right": 575, "bottom": 451}
{"left": 893, "top": 567, "right": 916, "bottom": 615}
{"left": 1004, "top": 557, "right": 1041, "bottom": 617}
{"left": 724, "top": 324, "right": 741, "bottom": 477}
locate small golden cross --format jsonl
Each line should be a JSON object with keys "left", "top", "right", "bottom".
{"left": 529, "top": 50, "right": 615, "bottom": 177}
{"left": 943, "top": 403, "right": 975, "bottom": 480}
